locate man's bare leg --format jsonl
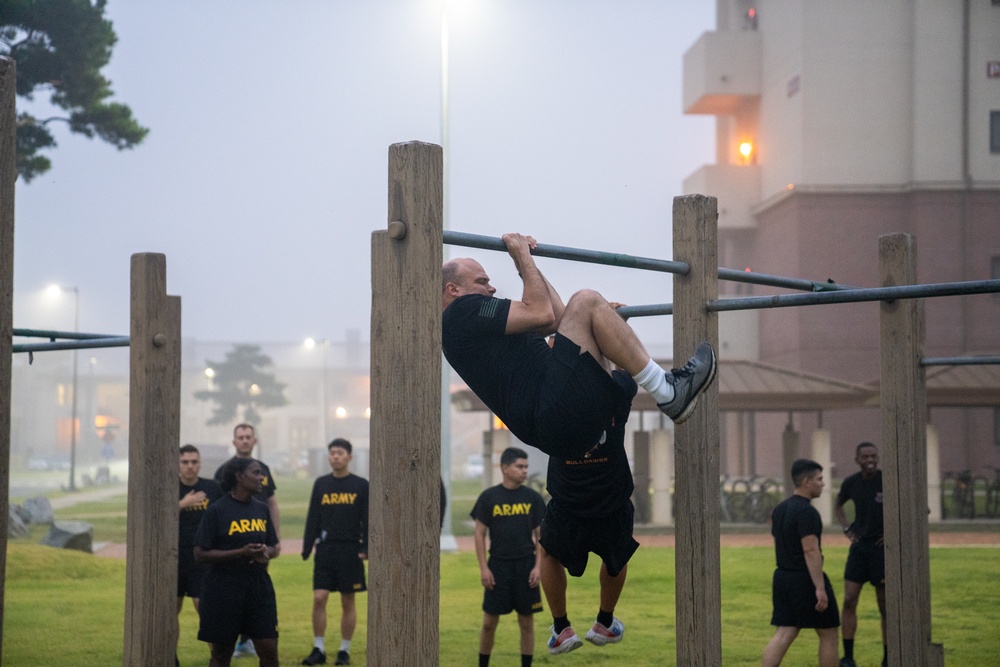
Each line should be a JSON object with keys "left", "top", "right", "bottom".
{"left": 556, "top": 289, "right": 650, "bottom": 375}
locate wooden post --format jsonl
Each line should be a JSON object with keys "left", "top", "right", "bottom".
{"left": 124, "top": 254, "right": 181, "bottom": 666}
{"left": 369, "top": 141, "right": 442, "bottom": 666}
{"left": 0, "top": 55, "right": 16, "bottom": 660}
{"left": 672, "top": 194, "right": 721, "bottom": 666}
{"left": 879, "top": 233, "right": 943, "bottom": 666}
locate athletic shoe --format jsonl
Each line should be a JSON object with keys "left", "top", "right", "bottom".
{"left": 334, "top": 650, "right": 351, "bottom": 666}
{"left": 548, "top": 626, "right": 583, "bottom": 655}
{"left": 657, "top": 341, "right": 718, "bottom": 424}
{"left": 839, "top": 659, "right": 856, "bottom": 667}
{"left": 302, "top": 647, "right": 327, "bottom": 665}
{"left": 232, "top": 639, "right": 257, "bottom": 658}
{"left": 585, "top": 617, "right": 624, "bottom": 646}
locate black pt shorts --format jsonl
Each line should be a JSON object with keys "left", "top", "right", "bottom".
{"left": 197, "top": 567, "right": 279, "bottom": 645}
{"left": 482, "top": 555, "right": 543, "bottom": 616}
{"left": 534, "top": 334, "right": 629, "bottom": 459}
{"left": 844, "top": 540, "right": 885, "bottom": 588}
{"left": 770, "top": 568, "right": 840, "bottom": 629}
{"left": 539, "top": 498, "right": 639, "bottom": 578}
{"left": 313, "top": 542, "right": 367, "bottom": 594}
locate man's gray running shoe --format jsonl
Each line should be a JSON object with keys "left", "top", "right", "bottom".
{"left": 657, "top": 341, "right": 717, "bottom": 424}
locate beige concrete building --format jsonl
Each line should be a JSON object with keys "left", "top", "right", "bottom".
{"left": 683, "top": 0, "right": 1000, "bottom": 480}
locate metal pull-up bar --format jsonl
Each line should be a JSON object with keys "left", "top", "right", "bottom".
{"left": 12, "top": 328, "right": 130, "bottom": 354}
{"left": 617, "top": 278, "right": 1000, "bottom": 319}
{"left": 442, "top": 229, "right": 856, "bottom": 293}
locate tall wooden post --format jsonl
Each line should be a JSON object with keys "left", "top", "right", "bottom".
{"left": 0, "top": 55, "right": 17, "bottom": 660}
{"left": 369, "top": 141, "right": 443, "bottom": 666}
{"left": 878, "top": 233, "right": 943, "bottom": 666}
{"left": 672, "top": 194, "right": 721, "bottom": 666}
{"left": 124, "top": 254, "right": 181, "bottom": 666}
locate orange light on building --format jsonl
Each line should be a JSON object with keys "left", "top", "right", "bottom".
{"left": 492, "top": 415, "right": 508, "bottom": 431}
{"left": 739, "top": 142, "right": 754, "bottom": 164}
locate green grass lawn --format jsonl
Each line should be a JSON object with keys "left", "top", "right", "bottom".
{"left": 4, "top": 542, "right": 999, "bottom": 666}
{"left": 6, "top": 475, "right": 1000, "bottom": 665}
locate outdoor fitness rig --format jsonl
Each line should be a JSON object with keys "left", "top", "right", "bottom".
{"left": 1, "top": 58, "right": 182, "bottom": 666}
{"left": 369, "top": 141, "right": 1000, "bottom": 667}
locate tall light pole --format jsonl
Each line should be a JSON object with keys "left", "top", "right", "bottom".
{"left": 438, "top": 0, "right": 459, "bottom": 552}
{"left": 48, "top": 284, "right": 80, "bottom": 491}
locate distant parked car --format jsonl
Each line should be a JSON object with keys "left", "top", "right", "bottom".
{"left": 463, "top": 454, "right": 484, "bottom": 479}
{"left": 26, "top": 455, "right": 71, "bottom": 471}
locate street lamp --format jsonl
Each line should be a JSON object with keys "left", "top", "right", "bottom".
{"left": 48, "top": 284, "right": 80, "bottom": 491}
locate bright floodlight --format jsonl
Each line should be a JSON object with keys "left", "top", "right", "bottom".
{"left": 204, "top": 368, "right": 215, "bottom": 379}
{"left": 335, "top": 407, "right": 347, "bottom": 419}
{"left": 304, "top": 337, "right": 316, "bottom": 349}
{"left": 739, "top": 142, "right": 753, "bottom": 158}
{"left": 46, "top": 284, "right": 63, "bottom": 298}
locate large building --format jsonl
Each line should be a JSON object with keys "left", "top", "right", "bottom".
{"left": 682, "top": 0, "right": 1000, "bottom": 478}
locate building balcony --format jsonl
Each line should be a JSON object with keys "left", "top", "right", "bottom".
{"left": 683, "top": 31, "right": 761, "bottom": 115}
{"left": 683, "top": 164, "right": 761, "bottom": 229}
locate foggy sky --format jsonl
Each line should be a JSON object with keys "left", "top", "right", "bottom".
{"left": 11, "top": 0, "right": 715, "bottom": 356}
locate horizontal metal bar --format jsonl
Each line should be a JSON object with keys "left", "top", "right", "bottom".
{"left": 717, "top": 267, "right": 856, "bottom": 293}
{"left": 443, "top": 231, "right": 860, "bottom": 294}
{"left": 617, "top": 304, "right": 673, "bottom": 318}
{"left": 922, "top": 356, "right": 1000, "bottom": 366}
{"left": 13, "top": 328, "right": 123, "bottom": 340}
{"left": 443, "top": 230, "right": 691, "bottom": 275}
{"left": 707, "top": 279, "right": 1000, "bottom": 312}
{"left": 12, "top": 337, "right": 131, "bottom": 353}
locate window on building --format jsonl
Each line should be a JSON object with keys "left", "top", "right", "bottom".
{"left": 992, "top": 111, "right": 1000, "bottom": 153}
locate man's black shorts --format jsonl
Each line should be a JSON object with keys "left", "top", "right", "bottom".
{"left": 483, "top": 555, "right": 543, "bottom": 616}
{"left": 313, "top": 542, "right": 367, "bottom": 594}
{"left": 198, "top": 567, "right": 279, "bottom": 644}
{"left": 770, "top": 569, "right": 840, "bottom": 629}
{"left": 177, "top": 546, "right": 207, "bottom": 598}
{"left": 844, "top": 539, "right": 885, "bottom": 587}
{"left": 534, "top": 334, "right": 629, "bottom": 459}
{"left": 539, "top": 498, "right": 639, "bottom": 578}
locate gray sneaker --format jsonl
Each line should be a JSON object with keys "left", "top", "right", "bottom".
{"left": 657, "top": 342, "right": 717, "bottom": 424}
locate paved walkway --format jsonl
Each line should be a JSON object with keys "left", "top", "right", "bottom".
{"left": 48, "top": 484, "right": 128, "bottom": 510}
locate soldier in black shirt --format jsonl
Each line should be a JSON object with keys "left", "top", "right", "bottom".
{"left": 441, "top": 233, "right": 716, "bottom": 462}
{"left": 177, "top": 445, "right": 223, "bottom": 660}
{"left": 538, "top": 364, "right": 639, "bottom": 655}
{"left": 762, "top": 459, "right": 840, "bottom": 667}
{"left": 195, "top": 457, "right": 279, "bottom": 667}
{"left": 834, "top": 442, "right": 886, "bottom": 667}
{"left": 470, "top": 447, "right": 544, "bottom": 667}
{"left": 300, "top": 439, "right": 369, "bottom": 667}
{"left": 214, "top": 424, "right": 281, "bottom": 661}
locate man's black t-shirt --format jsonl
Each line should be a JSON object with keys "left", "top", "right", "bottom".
{"left": 545, "top": 369, "right": 635, "bottom": 518}
{"left": 836, "top": 470, "right": 883, "bottom": 542}
{"left": 470, "top": 484, "right": 545, "bottom": 560}
{"left": 302, "top": 473, "right": 369, "bottom": 557}
{"left": 771, "top": 494, "right": 823, "bottom": 572}
{"left": 179, "top": 477, "right": 223, "bottom": 547}
{"left": 194, "top": 494, "right": 278, "bottom": 572}
{"left": 442, "top": 294, "right": 551, "bottom": 446}
{"left": 214, "top": 457, "right": 276, "bottom": 502}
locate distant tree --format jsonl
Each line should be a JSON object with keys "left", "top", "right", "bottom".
{"left": 194, "top": 345, "right": 288, "bottom": 427}
{"left": 0, "top": 0, "right": 148, "bottom": 182}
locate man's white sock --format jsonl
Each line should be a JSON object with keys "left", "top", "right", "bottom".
{"left": 314, "top": 637, "right": 325, "bottom": 652}
{"left": 633, "top": 358, "right": 674, "bottom": 405}
{"left": 340, "top": 639, "right": 352, "bottom": 653}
